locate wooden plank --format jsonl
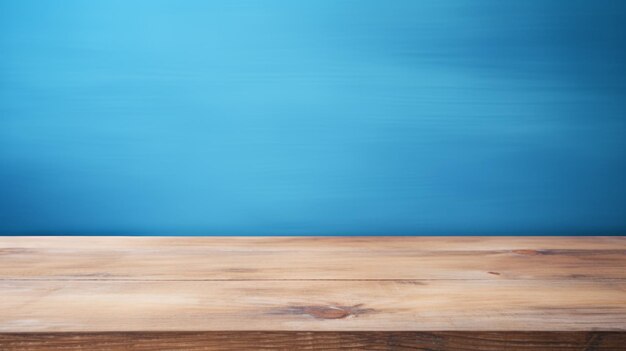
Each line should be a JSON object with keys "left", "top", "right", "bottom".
{"left": 1, "top": 236, "right": 625, "bottom": 280}
{"left": 1, "top": 280, "right": 625, "bottom": 332}
{"left": 1, "top": 236, "right": 625, "bottom": 350}
{"left": 1, "top": 332, "right": 625, "bottom": 351}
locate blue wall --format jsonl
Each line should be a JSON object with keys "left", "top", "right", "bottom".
{"left": 1, "top": 1, "right": 625, "bottom": 235}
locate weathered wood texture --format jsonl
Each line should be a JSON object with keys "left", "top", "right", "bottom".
{"left": 1, "top": 332, "right": 625, "bottom": 351}
{"left": 1, "top": 237, "right": 625, "bottom": 349}
{"left": 2, "top": 236, "right": 625, "bottom": 280}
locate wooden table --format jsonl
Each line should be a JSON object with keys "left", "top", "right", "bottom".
{"left": 1, "top": 236, "right": 625, "bottom": 350}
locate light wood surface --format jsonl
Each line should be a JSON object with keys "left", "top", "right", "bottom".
{"left": 0, "top": 236, "right": 625, "bottom": 334}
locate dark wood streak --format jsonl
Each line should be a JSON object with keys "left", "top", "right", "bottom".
{"left": 1, "top": 332, "right": 625, "bottom": 351}
{"left": 512, "top": 249, "right": 546, "bottom": 256}
{"left": 271, "top": 304, "right": 375, "bottom": 320}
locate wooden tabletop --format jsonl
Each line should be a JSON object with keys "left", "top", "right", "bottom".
{"left": 1, "top": 236, "right": 625, "bottom": 350}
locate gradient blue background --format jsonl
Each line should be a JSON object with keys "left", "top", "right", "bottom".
{"left": 1, "top": 0, "right": 625, "bottom": 235}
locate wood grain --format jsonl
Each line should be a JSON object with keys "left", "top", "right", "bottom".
{"left": 1, "top": 237, "right": 625, "bottom": 349}
{"left": 1, "top": 279, "right": 625, "bottom": 332}
{"left": 1, "top": 236, "right": 625, "bottom": 280}
{"left": 1, "top": 332, "right": 625, "bottom": 351}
